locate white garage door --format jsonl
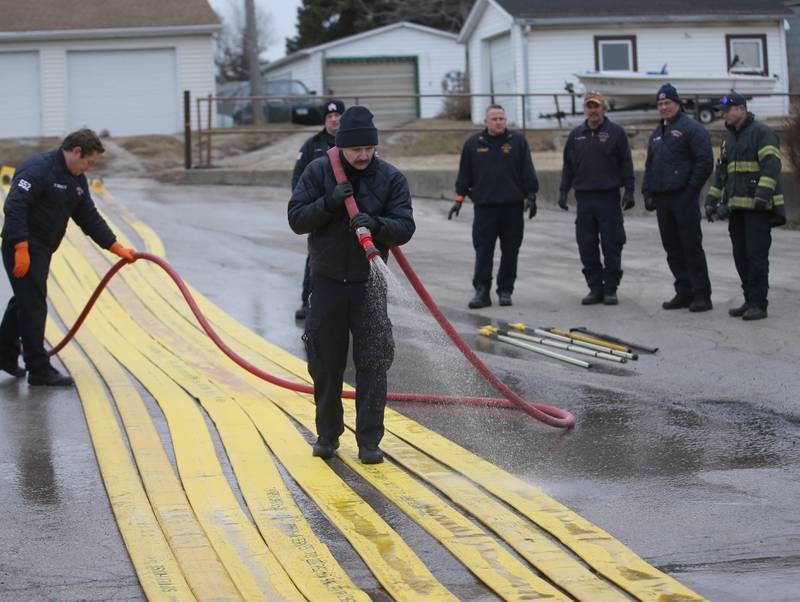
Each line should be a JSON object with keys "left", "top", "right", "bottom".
{"left": 325, "top": 58, "right": 418, "bottom": 126}
{"left": 67, "top": 49, "right": 178, "bottom": 135}
{"left": 488, "top": 34, "right": 517, "bottom": 123}
{"left": 0, "top": 52, "right": 41, "bottom": 138}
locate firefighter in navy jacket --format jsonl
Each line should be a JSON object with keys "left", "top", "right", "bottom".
{"left": 288, "top": 106, "right": 414, "bottom": 464}
{"left": 290, "top": 99, "right": 344, "bottom": 320}
{"left": 559, "top": 91, "right": 635, "bottom": 305}
{"left": 643, "top": 84, "right": 714, "bottom": 312}
{"left": 450, "top": 104, "right": 538, "bottom": 309}
{"left": 1, "top": 129, "right": 135, "bottom": 386}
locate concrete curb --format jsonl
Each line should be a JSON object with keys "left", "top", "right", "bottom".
{"left": 181, "top": 168, "right": 800, "bottom": 221}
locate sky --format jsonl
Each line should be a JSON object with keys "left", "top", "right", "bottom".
{"left": 207, "top": 0, "right": 302, "bottom": 62}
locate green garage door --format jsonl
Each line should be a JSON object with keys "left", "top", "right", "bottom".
{"left": 325, "top": 58, "right": 418, "bottom": 126}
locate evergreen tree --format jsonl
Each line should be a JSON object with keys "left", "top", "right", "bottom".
{"left": 286, "top": 0, "right": 471, "bottom": 53}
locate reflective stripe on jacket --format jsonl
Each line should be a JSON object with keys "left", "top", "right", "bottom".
{"left": 708, "top": 112, "right": 784, "bottom": 210}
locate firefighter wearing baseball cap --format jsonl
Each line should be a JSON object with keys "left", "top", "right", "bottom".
{"left": 705, "top": 92, "right": 785, "bottom": 320}
{"left": 558, "top": 91, "right": 635, "bottom": 306}
{"left": 291, "top": 99, "right": 345, "bottom": 320}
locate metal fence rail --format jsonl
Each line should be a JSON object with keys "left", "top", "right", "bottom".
{"left": 185, "top": 90, "right": 799, "bottom": 169}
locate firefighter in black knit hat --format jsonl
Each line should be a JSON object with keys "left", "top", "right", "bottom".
{"left": 288, "top": 106, "right": 415, "bottom": 463}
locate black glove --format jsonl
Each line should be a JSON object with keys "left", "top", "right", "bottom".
{"left": 326, "top": 182, "right": 353, "bottom": 212}
{"left": 753, "top": 197, "right": 768, "bottom": 211}
{"left": 447, "top": 200, "right": 462, "bottom": 220}
{"left": 525, "top": 194, "right": 537, "bottom": 219}
{"left": 644, "top": 196, "right": 656, "bottom": 212}
{"left": 704, "top": 201, "right": 717, "bottom": 222}
{"left": 716, "top": 203, "right": 729, "bottom": 221}
{"left": 558, "top": 190, "right": 568, "bottom": 211}
{"left": 350, "top": 212, "right": 378, "bottom": 232}
{"left": 622, "top": 191, "right": 635, "bottom": 211}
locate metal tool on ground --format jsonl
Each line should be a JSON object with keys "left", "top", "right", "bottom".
{"left": 495, "top": 326, "right": 626, "bottom": 363}
{"left": 570, "top": 326, "right": 659, "bottom": 354}
{"left": 508, "top": 322, "right": 637, "bottom": 361}
{"left": 479, "top": 326, "right": 591, "bottom": 369}
{"left": 548, "top": 327, "right": 631, "bottom": 354}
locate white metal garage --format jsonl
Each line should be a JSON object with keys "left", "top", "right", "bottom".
{"left": 0, "top": 0, "right": 219, "bottom": 138}
{"left": 0, "top": 52, "right": 41, "bottom": 137}
{"left": 325, "top": 58, "right": 418, "bottom": 126}
{"left": 67, "top": 49, "right": 178, "bottom": 136}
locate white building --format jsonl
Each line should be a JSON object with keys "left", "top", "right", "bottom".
{"left": 262, "top": 22, "right": 466, "bottom": 125}
{"left": 459, "top": 0, "right": 793, "bottom": 127}
{"left": 0, "top": 0, "right": 220, "bottom": 138}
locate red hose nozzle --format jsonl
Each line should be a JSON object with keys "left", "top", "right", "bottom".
{"left": 355, "top": 227, "right": 381, "bottom": 262}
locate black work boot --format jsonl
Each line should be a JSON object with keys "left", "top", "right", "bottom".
{"left": 498, "top": 292, "right": 512, "bottom": 306}
{"left": 728, "top": 302, "right": 749, "bottom": 317}
{"left": 358, "top": 445, "right": 384, "bottom": 464}
{"left": 581, "top": 290, "right": 603, "bottom": 305}
{"left": 468, "top": 288, "right": 491, "bottom": 309}
{"left": 1, "top": 357, "right": 25, "bottom": 378}
{"left": 312, "top": 437, "right": 339, "bottom": 459}
{"left": 689, "top": 297, "right": 713, "bottom": 312}
{"left": 662, "top": 294, "right": 691, "bottom": 310}
{"left": 603, "top": 291, "right": 619, "bottom": 305}
{"left": 28, "top": 366, "right": 74, "bottom": 387}
{"left": 294, "top": 302, "right": 309, "bottom": 320}
{"left": 742, "top": 307, "right": 767, "bottom": 321}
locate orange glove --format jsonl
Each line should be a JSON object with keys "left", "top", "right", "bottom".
{"left": 109, "top": 241, "right": 136, "bottom": 263}
{"left": 12, "top": 241, "right": 30, "bottom": 278}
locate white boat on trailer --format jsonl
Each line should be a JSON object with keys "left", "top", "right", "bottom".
{"left": 574, "top": 69, "right": 778, "bottom": 122}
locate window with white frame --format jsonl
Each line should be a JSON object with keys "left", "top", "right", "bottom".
{"left": 595, "top": 36, "right": 637, "bottom": 71}
{"left": 726, "top": 34, "right": 768, "bottom": 75}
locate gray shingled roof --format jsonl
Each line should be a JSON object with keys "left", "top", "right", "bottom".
{"left": 495, "top": 0, "right": 791, "bottom": 19}
{"left": 0, "top": 0, "right": 220, "bottom": 32}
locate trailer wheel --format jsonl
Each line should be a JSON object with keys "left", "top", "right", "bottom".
{"left": 698, "top": 106, "right": 715, "bottom": 124}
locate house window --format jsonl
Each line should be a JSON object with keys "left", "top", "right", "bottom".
{"left": 726, "top": 35, "right": 768, "bottom": 75}
{"left": 595, "top": 36, "right": 637, "bottom": 71}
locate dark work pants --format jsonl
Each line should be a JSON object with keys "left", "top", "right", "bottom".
{"left": 303, "top": 272, "right": 394, "bottom": 448}
{"left": 575, "top": 190, "right": 626, "bottom": 293}
{"left": 0, "top": 241, "right": 53, "bottom": 372}
{"left": 655, "top": 189, "right": 711, "bottom": 300}
{"left": 729, "top": 210, "right": 771, "bottom": 310}
{"left": 471, "top": 203, "right": 524, "bottom": 295}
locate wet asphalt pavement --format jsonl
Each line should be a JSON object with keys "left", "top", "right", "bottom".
{"left": 1, "top": 176, "right": 799, "bottom": 600}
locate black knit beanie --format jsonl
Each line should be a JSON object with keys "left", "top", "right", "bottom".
{"left": 656, "top": 83, "right": 681, "bottom": 104}
{"left": 335, "top": 106, "right": 378, "bottom": 147}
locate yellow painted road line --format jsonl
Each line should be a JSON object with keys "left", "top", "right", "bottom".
{"left": 47, "top": 281, "right": 243, "bottom": 601}
{"left": 59, "top": 232, "right": 447, "bottom": 602}
{"left": 44, "top": 318, "right": 196, "bottom": 602}
{"left": 49, "top": 246, "right": 303, "bottom": 602}
{"left": 94, "top": 192, "right": 706, "bottom": 601}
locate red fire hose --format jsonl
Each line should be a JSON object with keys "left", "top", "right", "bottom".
{"left": 48, "top": 157, "right": 576, "bottom": 428}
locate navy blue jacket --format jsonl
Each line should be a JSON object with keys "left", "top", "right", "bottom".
{"left": 560, "top": 117, "right": 634, "bottom": 194}
{"left": 288, "top": 154, "right": 415, "bottom": 283}
{"left": 291, "top": 128, "right": 336, "bottom": 191}
{"left": 455, "top": 129, "right": 538, "bottom": 205}
{"left": 1, "top": 149, "right": 116, "bottom": 252}
{"left": 642, "top": 111, "right": 713, "bottom": 196}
